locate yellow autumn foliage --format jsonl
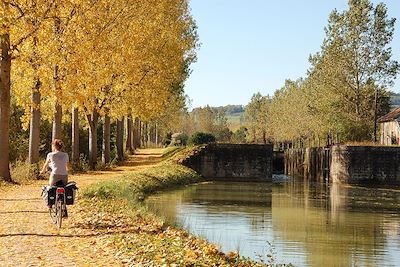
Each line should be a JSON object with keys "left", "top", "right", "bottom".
{"left": 4, "top": 0, "right": 198, "bottom": 127}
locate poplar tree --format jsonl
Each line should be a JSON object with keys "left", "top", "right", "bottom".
{"left": 0, "top": 1, "right": 55, "bottom": 180}
{"left": 264, "top": 0, "right": 398, "bottom": 144}
{"left": 308, "top": 0, "right": 398, "bottom": 141}
{"left": 245, "top": 93, "right": 270, "bottom": 143}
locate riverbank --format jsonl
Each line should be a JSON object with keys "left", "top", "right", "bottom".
{"left": 82, "top": 147, "right": 267, "bottom": 266}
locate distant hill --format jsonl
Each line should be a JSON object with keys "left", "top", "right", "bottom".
{"left": 211, "top": 105, "right": 245, "bottom": 130}
{"left": 391, "top": 92, "right": 400, "bottom": 108}
{"left": 192, "top": 105, "right": 245, "bottom": 131}
{"left": 192, "top": 105, "right": 244, "bottom": 114}
{"left": 215, "top": 105, "right": 245, "bottom": 114}
{"left": 192, "top": 94, "right": 400, "bottom": 131}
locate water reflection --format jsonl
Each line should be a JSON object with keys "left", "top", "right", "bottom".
{"left": 146, "top": 178, "right": 400, "bottom": 266}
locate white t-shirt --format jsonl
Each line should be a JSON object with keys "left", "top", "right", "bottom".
{"left": 46, "top": 151, "right": 69, "bottom": 175}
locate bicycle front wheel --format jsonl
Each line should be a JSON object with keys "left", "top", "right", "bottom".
{"left": 56, "top": 200, "right": 63, "bottom": 229}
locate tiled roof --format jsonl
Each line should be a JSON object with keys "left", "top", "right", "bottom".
{"left": 378, "top": 107, "right": 400, "bottom": 123}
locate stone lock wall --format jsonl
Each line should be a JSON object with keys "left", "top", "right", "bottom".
{"left": 284, "top": 148, "right": 329, "bottom": 181}
{"left": 182, "top": 144, "right": 273, "bottom": 181}
{"left": 330, "top": 145, "right": 400, "bottom": 184}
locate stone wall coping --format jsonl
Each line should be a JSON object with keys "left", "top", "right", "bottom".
{"left": 208, "top": 143, "right": 272, "bottom": 149}
{"left": 332, "top": 145, "right": 400, "bottom": 151}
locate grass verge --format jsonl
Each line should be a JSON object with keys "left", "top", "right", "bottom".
{"left": 82, "top": 151, "right": 267, "bottom": 266}
{"left": 167, "top": 145, "right": 207, "bottom": 164}
{"left": 162, "top": 146, "right": 185, "bottom": 159}
{"left": 83, "top": 162, "right": 201, "bottom": 202}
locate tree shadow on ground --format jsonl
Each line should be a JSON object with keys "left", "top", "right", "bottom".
{"left": 0, "top": 198, "right": 41, "bottom": 201}
{"left": 0, "top": 229, "right": 137, "bottom": 238}
{"left": 0, "top": 210, "right": 48, "bottom": 214}
{"left": 123, "top": 160, "right": 161, "bottom": 167}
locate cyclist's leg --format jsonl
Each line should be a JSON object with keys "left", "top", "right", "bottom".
{"left": 60, "top": 175, "right": 68, "bottom": 217}
{"left": 62, "top": 205, "right": 68, "bottom": 217}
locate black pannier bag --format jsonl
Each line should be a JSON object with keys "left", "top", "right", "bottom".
{"left": 65, "top": 182, "right": 78, "bottom": 205}
{"left": 41, "top": 186, "right": 57, "bottom": 206}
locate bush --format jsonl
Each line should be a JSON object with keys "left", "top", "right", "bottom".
{"left": 10, "top": 160, "right": 42, "bottom": 184}
{"left": 231, "top": 126, "right": 248, "bottom": 143}
{"left": 70, "top": 154, "right": 91, "bottom": 173}
{"left": 188, "top": 132, "right": 216, "bottom": 145}
{"left": 9, "top": 104, "right": 29, "bottom": 161}
{"left": 171, "top": 133, "right": 188, "bottom": 146}
{"left": 162, "top": 132, "right": 172, "bottom": 147}
{"left": 163, "top": 138, "right": 172, "bottom": 147}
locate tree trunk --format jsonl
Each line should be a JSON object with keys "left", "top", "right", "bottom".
{"left": 146, "top": 123, "right": 150, "bottom": 147}
{"left": 72, "top": 106, "right": 79, "bottom": 163}
{"left": 133, "top": 117, "right": 139, "bottom": 149}
{"left": 148, "top": 124, "right": 153, "bottom": 147}
{"left": 52, "top": 102, "right": 62, "bottom": 140}
{"left": 88, "top": 121, "right": 97, "bottom": 169}
{"left": 29, "top": 79, "right": 41, "bottom": 164}
{"left": 155, "top": 124, "right": 158, "bottom": 147}
{"left": 52, "top": 17, "right": 62, "bottom": 141}
{"left": 29, "top": 36, "right": 41, "bottom": 164}
{"left": 141, "top": 121, "right": 145, "bottom": 148}
{"left": 126, "top": 115, "right": 133, "bottom": 154}
{"left": 116, "top": 118, "right": 124, "bottom": 161}
{"left": 102, "top": 112, "right": 111, "bottom": 165}
{"left": 52, "top": 65, "right": 62, "bottom": 140}
{"left": 0, "top": 34, "right": 11, "bottom": 181}
{"left": 373, "top": 88, "right": 378, "bottom": 143}
{"left": 137, "top": 119, "right": 142, "bottom": 148}
{"left": 87, "top": 107, "right": 98, "bottom": 170}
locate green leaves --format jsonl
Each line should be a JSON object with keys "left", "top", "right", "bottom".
{"left": 251, "top": 0, "right": 399, "bottom": 144}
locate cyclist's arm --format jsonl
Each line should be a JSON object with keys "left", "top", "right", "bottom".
{"left": 66, "top": 161, "right": 71, "bottom": 172}
{"left": 40, "top": 159, "right": 50, "bottom": 175}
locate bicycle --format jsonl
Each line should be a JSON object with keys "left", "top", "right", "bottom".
{"left": 48, "top": 184, "right": 66, "bottom": 229}
{"left": 41, "top": 176, "right": 77, "bottom": 229}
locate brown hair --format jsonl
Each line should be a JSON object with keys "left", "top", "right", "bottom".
{"left": 52, "top": 139, "right": 64, "bottom": 151}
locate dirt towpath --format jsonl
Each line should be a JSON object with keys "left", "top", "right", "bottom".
{"left": 0, "top": 149, "right": 163, "bottom": 267}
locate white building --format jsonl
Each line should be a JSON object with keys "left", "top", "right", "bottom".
{"left": 378, "top": 107, "right": 400, "bottom": 145}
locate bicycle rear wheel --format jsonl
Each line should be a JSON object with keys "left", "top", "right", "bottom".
{"left": 49, "top": 205, "right": 57, "bottom": 224}
{"left": 55, "top": 200, "right": 63, "bottom": 229}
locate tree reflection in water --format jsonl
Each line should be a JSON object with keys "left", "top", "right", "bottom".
{"left": 146, "top": 178, "right": 400, "bottom": 266}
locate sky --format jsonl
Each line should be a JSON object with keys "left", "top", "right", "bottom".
{"left": 185, "top": 0, "right": 400, "bottom": 109}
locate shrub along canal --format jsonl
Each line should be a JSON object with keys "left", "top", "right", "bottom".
{"left": 146, "top": 176, "right": 400, "bottom": 266}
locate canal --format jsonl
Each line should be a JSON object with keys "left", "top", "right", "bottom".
{"left": 146, "top": 176, "right": 400, "bottom": 266}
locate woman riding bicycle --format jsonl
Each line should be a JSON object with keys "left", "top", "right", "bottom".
{"left": 40, "top": 139, "right": 70, "bottom": 186}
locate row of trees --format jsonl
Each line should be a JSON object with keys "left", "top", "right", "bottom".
{"left": 176, "top": 105, "right": 232, "bottom": 142}
{"left": 245, "top": 0, "right": 399, "bottom": 145}
{"left": 0, "top": 0, "right": 198, "bottom": 181}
